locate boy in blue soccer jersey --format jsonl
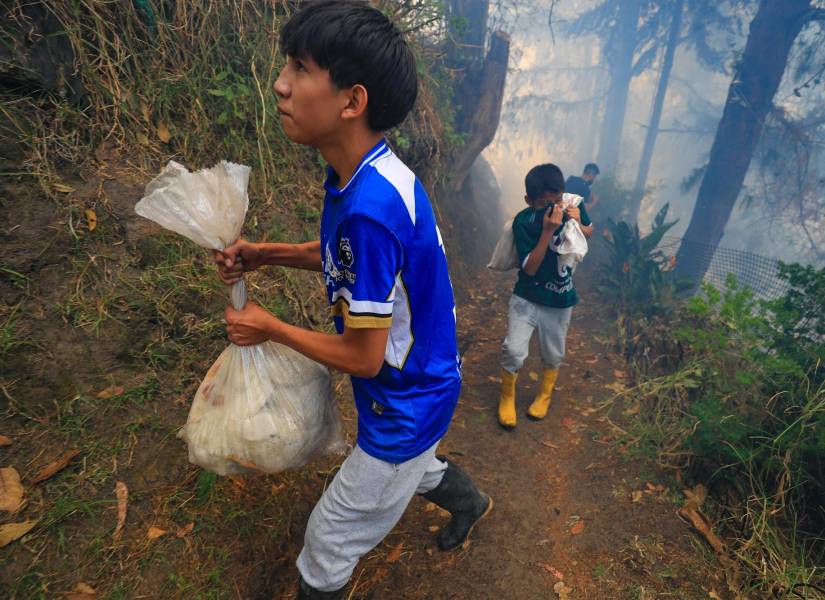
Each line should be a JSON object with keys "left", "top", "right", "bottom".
{"left": 211, "top": 2, "right": 491, "bottom": 598}
{"left": 497, "top": 164, "right": 594, "bottom": 430}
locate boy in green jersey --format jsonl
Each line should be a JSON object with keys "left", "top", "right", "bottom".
{"left": 497, "top": 164, "right": 594, "bottom": 429}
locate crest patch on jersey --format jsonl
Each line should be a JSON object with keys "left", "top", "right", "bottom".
{"left": 338, "top": 237, "right": 354, "bottom": 268}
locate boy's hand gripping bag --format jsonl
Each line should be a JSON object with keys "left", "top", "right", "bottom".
{"left": 557, "top": 193, "right": 588, "bottom": 273}
{"left": 135, "top": 161, "right": 346, "bottom": 475}
{"left": 487, "top": 193, "right": 588, "bottom": 272}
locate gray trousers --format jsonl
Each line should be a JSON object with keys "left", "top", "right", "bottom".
{"left": 297, "top": 441, "right": 447, "bottom": 591}
{"left": 501, "top": 294, "right": 573, "bottom": 373}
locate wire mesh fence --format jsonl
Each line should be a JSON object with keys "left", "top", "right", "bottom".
{"left": 658, "top": 236, "right": 791, "bottom": 301}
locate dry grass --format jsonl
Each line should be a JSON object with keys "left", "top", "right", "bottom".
{"left": 0, "top": 1, "right": 457, "bottom": 597}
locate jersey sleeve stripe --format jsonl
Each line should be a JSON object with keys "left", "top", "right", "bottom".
{"left": 332, "top": 299, "right": 393, "bottom": 329}
{"left": 330, "top": 287, "right": 393, "bottom": 316}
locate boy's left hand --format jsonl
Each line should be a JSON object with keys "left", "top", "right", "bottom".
{"left": 566, "top": 206, "right": 581, "bottom": 223}
{"left": 225, "top": 302, "right": 278, "bottom": 346}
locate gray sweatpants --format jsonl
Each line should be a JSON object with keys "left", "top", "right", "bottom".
{"left": 297, "top": 441, "right": 447, "bottom": 591}
{"left": 501, "top": 294, "right": 573, "bottom": 373}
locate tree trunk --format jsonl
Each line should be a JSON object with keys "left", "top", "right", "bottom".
{"left": 446, "top": 0, "right": 489, "bottom": 68}
{"left": 674, "top": 0, "right": 811, "bottom": 284}
{"left": 581, "top": 44, "right": 603, "bottom": 163}
{"left": 448, "top": 29, "right": 510, "bottom": 192}
{"left": 595, "top": 0, "right": 641, "bottom": 175}
{"left": 629, "top": 0, "right": 684, "bottom": 223}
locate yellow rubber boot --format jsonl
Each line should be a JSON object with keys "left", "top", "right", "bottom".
{"left": 527, "top": 368, "right": 559, "bottom": 421}
{"left": 497, "top": 369, "right": 518, "bottom": 430}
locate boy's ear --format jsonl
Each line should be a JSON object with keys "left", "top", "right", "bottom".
{"left": 341, "top": 83, "right": 369, "bottom": 122}
{"left": 524, "top": 194, "right": 530, "bottom": 204}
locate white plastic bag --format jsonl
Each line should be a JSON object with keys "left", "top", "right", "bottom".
{"left": 136, "top": 160, "right": 346, "bottom": 475}
{"left": 487, "top": 218, "right": 519, "bottom": 271}
{"left": 556, "top": 193, "right": 589, "bottom": 273}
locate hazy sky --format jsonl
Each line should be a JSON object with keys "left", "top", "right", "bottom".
{"left": 482, "top": 0, "right": 823, "bottom": 263}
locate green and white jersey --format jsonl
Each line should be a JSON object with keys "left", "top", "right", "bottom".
{"left": 512, "top": 204, "right": 591, "bottom": 308}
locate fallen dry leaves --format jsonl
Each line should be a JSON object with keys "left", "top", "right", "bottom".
{"left": 677, "top": 484, "right": 725, "bottom": 554}
{"left": 536, "top": 562, "right": 564, "bottom": 581}
{"left": 570, "top": 520, "right": 586, "bottom": 535}
{"left": 113, "top": 481, "right": 128, "bottom": 541}
{"left": 156, "top": 121, "right": 171, "bottom": 143}
{"left": 528, "top": 371, "right": 539, "bottom": 382}
{"left": 147, "top": 526, "right": 167, "bottom": 540}
{"left": 176, "top": 521, "right": 194, "bottom": 538}
{"left": 84, "top": 208, "right": 97, "bottom": 232}
{"left": 554, "top": 580, "right": 573, "bottom": 599}
{"left": 385, "top": 542, "right": 404, "bottom": 563}
{"left": 604, "top": 381, "right": 628, "bottom": 395}
{"left": 64, "top": 582, "right": 97, "bottom": 599}
{"left": 0, "top": 519, "right": 38, "bottom": 547}
{"left": 0, "top": 435, "right": 11, "bottom": 446}
{"left": 0, "top": 467, "right": 25, "bottom": 512}
{"left": 32, "top": 449, "right": 80, "bottom": 484}
{"left": 96, "top": 386, "right": 124, "bottom": 400}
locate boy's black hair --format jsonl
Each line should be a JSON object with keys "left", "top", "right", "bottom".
{"left": 525, "top": 164, "right": 565, "bottom": 199}
{"left": 583, "top": 162, "right": 600, "bottom": 175}
{"left": 280, "top": 0, "right": 418, "bottom": 132}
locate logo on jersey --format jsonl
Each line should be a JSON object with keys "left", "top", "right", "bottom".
{"left": 324, "top": 241, "right": 356, "bottom": 286}
{"left": 338, "top": 238, "right": 354, "bottom": 268}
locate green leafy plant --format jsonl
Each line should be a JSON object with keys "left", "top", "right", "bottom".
{"left": 614, "top": 267, "right": 825, "bottom": 595}
{"left": 600, "top": 203, "right": 688, "bottom": 315}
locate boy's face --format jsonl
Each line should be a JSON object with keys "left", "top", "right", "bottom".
{"left": 273, "top": 55, "right": 352, "bottom": 146}
{"left": 525, "top": 190, "right": 562, "bottom": 210}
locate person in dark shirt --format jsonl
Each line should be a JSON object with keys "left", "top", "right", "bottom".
{"left": 497, "top": 164, "right": 593, "bottom": 430}
{"left": 564, "top": 162, "right": 600, "bottom": 208}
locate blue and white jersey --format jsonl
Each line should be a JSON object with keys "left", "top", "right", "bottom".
{"left": 319, "top": 139, "right": 461, "bottom": 463}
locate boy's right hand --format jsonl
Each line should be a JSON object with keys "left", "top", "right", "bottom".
{"left": 212, "top": 239, "right": 264, "bottom": 285}
{"left": 543, "top": 204, "right": 564, "bottom": 233}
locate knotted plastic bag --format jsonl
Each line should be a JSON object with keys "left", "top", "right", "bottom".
{"left": 135, "top": 160, "right": 346, "bottom": 475}
{"left": 556, "top": 193, "right": 588, "bottom": 273}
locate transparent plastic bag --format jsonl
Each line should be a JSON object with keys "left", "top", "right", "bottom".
{"left": 136, "top": 160, "right": 346, "bottom": 475}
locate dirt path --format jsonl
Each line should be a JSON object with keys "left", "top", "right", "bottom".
{"left": 1, "top": 178, "right": 726, "bottom": 599}
{"left": 337, "top": 271, "right": 726, "bottom": 600}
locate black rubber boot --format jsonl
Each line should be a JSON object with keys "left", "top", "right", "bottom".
{"left": 421, "top": 457, "right": 493, "bottom": 551}
{"left": 297, "top": 577, "right": 346, "bottom": 600}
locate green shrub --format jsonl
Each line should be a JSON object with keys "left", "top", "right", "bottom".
{"left": 600, "top": 203, "right": 690, "bottom": 316}
{"left": 614, "top": 266, "right": 825, "bottom": 594}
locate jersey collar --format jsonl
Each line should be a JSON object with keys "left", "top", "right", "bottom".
{"left": 323, "top": 139, "right": 390, "bottom": 198}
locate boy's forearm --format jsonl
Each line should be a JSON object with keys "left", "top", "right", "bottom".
{"left": 267, "top": 317, "right": 386, "bottom": 378}
{"left": 523, "top": 230, "right": 553, "bottom": 276}
{"left": 581, "top": 224, "right": 594, "bottom": 238}
{"left": 260, "top": 240, "right": 322, "bottom": 271}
